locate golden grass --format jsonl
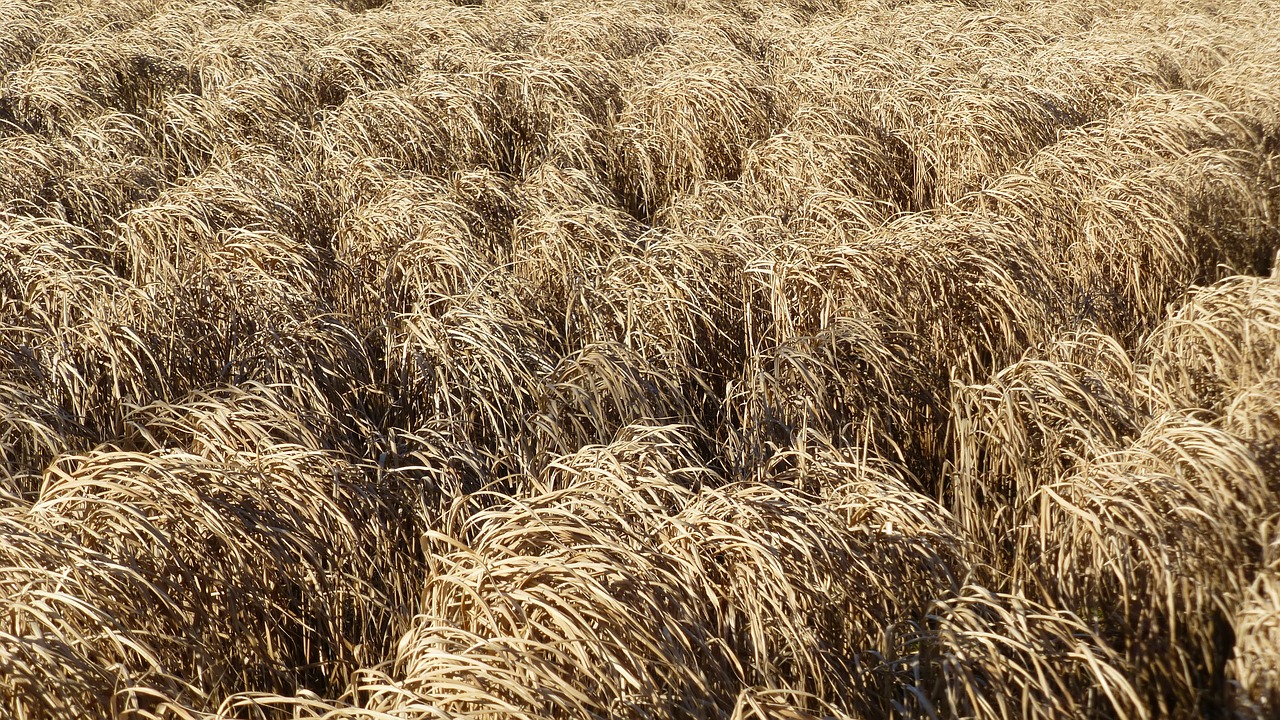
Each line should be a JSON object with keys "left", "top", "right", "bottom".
{"left": 2, "top": 0, "right": 1279, "bottom": 717}
{"left": 952, "top": 277, "right": 1280, "bottom": 716}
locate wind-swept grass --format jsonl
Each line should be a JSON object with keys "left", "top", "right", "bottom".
{"left": 2, "top": 0, "right": 1280, "bottom": 716}
{"left": 950, "top": 276, "right": 1280, "bottom": 716}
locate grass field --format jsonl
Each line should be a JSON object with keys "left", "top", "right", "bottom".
{"left": 1, "top": 0, "right": 1279, "bottom": 717}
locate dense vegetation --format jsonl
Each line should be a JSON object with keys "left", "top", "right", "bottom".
{"left": 1, "top": 0, "right": 1278, "bottom": 717}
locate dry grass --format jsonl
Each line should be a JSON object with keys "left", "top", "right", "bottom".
{"left": 2, "top": 0, "right": 1279, "bottom": 717}
{"left": 951, "top": 276, "right": 1280, "bottom": 716}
